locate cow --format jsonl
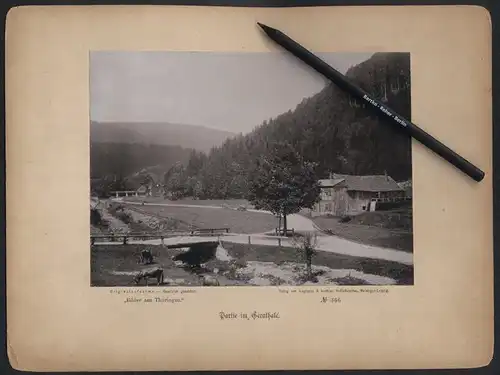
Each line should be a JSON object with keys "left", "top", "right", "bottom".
{"left": 133, "top": 267, "right": 164, "bottom": 286}
{"left": 139, "top": 249, "right": 154, "bottom": 264}
{"left": 200, "top": 274, "right": 220, "bottom": 286}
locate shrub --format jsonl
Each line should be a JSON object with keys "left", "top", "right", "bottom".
{"left": 263, "top": 274, "right": 285, "bottom": 286}
{"left": 230, "top": 259, "right": 248, "bottom": 269}
{"left": 90, "top": 208, "right": 102, "bottom": 226}
{"left": 116, "top": 211, "right": 132, "bottom": 224}
{"left": 291, "top": 232, "right": 318, "bottom": 281}
{"left": 339, "top": 215, "right": 352, "bottom": 223}
{"left": 375, "top": 200, "right": 411, "bottom": 211}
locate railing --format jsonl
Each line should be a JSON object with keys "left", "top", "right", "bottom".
{"left": 373, "top": 196, "right": 412, "bottom": 203}
{"left": 91, "top": 229, "right": 299, "bottom": 248}
{"left": 91, "top": 228, "right": 230, "bottom": 245}
{"left": 191, "top": 228, "right": 230, "bottom": 235}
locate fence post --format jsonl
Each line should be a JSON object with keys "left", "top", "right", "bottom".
{"left": 248, "top": 235, "right": 251, "bottom": 245}
{"left": 161, "top": 236, "right": 164, "bottom": 246}
{"left": 123, "top": 235, "right": 128, "bottom": 245}
{"left": 278, "top": 237, "right": 281, "bottom": 247}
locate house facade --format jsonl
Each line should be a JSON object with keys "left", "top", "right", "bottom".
{"left": 397, "top": 179, "right": 413, "bottom": 199}
{"left": 313, "top": 173, "right": 406, "bottom": 217}
{"left": 136, "top": 182, "right": 166, "bottom": 197}
{"left": 136, "top": 185, "right": 149, "bottom": 196}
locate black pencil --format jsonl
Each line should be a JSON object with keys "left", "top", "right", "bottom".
{"left": 257, "top": 22, "right": 485, "bottom": 183}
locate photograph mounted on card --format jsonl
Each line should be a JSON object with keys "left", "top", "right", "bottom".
{"left": 6, "top": 4, "right": 493, "bottom": 372}
{"left": 89, "top": 50, "right": 413, "bottom": 289}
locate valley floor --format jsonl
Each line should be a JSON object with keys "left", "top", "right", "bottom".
{"left": 115, "top": 196, "right": 413, "bottom": 253}
{"left": 91, "top": 242, "right": 413, "bottom": 287}
{"left": 90, "top": 197, "right": 414, "bottom": 287}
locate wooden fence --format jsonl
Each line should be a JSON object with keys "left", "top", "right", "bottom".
{"left": 91, "top": 228, "right": 296, "bottom": 248}
{"left": 91, "top": 228, "right": 230, "bottom": 245}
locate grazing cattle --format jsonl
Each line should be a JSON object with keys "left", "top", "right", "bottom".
{"left": 139, "top": 249, "right": 154, "bottom": 264}
{"left": 200, "top": 275, "right": 220, "bottom": 286}
{"left": 133, "top": 267, "right": 164, "bottom": 286}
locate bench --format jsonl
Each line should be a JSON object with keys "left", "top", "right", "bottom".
{"left": 275, "top": 228, "right": 295, "bottom": 236}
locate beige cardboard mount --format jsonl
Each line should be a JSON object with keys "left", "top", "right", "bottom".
{"left": 5, "top": 5, "right": 493, "bottom": 371}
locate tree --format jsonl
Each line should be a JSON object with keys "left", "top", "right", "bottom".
{"left": 247, "top": 142, "right": 321, "bottom": 234}
{"left": 229, "top": 174, "right": 248, "bottom": 198}
{"left": 90, "top": 208, "right": 103, "bottom": 227}
{"left": 140, "top": 173, "right": 154, "bottom": 187}
{"left": 292, "top": 232, "right": 318, "bottom": 282}
{"left": 192, "top": 179, "right": 204, "bottom": 199}
{"left": 185, "top": 175, "right": 204, "bottom": 199}
{"left": 164, "top": 163, "right": 187, "bottom": 198}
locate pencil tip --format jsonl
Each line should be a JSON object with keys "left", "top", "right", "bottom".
{"left": 256, "top": 22, "right": 273, "bottom": 34}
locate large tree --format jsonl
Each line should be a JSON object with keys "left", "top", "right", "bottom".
{"left": 247, "top": 142, "right": 321, "bottom": 233}
{"left": 164, "top": 162, "right": 188, "bottom": 199}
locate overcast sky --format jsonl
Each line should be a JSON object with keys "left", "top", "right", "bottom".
{"left": 90, "top": 51, "right": 373, "bottom": 133}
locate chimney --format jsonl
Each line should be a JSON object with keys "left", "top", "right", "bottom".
{"left": 384, "top": 170, "right": 388, "bottom": 181}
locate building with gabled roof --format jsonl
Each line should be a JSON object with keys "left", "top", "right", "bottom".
{"left": 136, "top": 185, "right": 148, "bottom": 196}
{"left": 313, "top": 172, "right": 406, "bottom": 217}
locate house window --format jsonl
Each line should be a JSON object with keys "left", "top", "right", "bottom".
{"left": 390, "top": 78, "right": 401, "bottom": 94}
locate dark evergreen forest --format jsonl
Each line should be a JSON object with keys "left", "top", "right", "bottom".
{"left": 163, "top": 52, "right": 412, "bottom": 200}
{"left": 91, "top": 52, "right": 411, "bottom": 200}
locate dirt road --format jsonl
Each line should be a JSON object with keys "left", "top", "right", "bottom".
{"left": 102, "top": 198, "right": 413, "bottom": 266}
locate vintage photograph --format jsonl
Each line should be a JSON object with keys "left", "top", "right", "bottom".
{"left": 90, "top": 51, "right": 413, "bottom": 287}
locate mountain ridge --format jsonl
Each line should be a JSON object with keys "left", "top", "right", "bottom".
{"left": 90, "top": 120, "right": 236, "bottom": 153}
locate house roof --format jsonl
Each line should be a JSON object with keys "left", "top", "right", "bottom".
{"left": 320, "top": 173, "right": 404, "bottom": 192}
{"left": 397, "top": 180, "right": 412, "bottom": 189}
{"left": 319, "top": 178, "right": 346, "bottom": 188}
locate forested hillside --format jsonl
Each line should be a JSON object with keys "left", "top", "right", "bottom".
{"left": 90, "top": 121, "right": 235, "bottom": 153}
{"left": 90, "top": 121, "right": 234, "bottom": 196}
{"left": 90, "top": 142, "right": 192, "bottom": 191}
{"left": 165, "top": 52, "right": 412, "bottom": 200}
